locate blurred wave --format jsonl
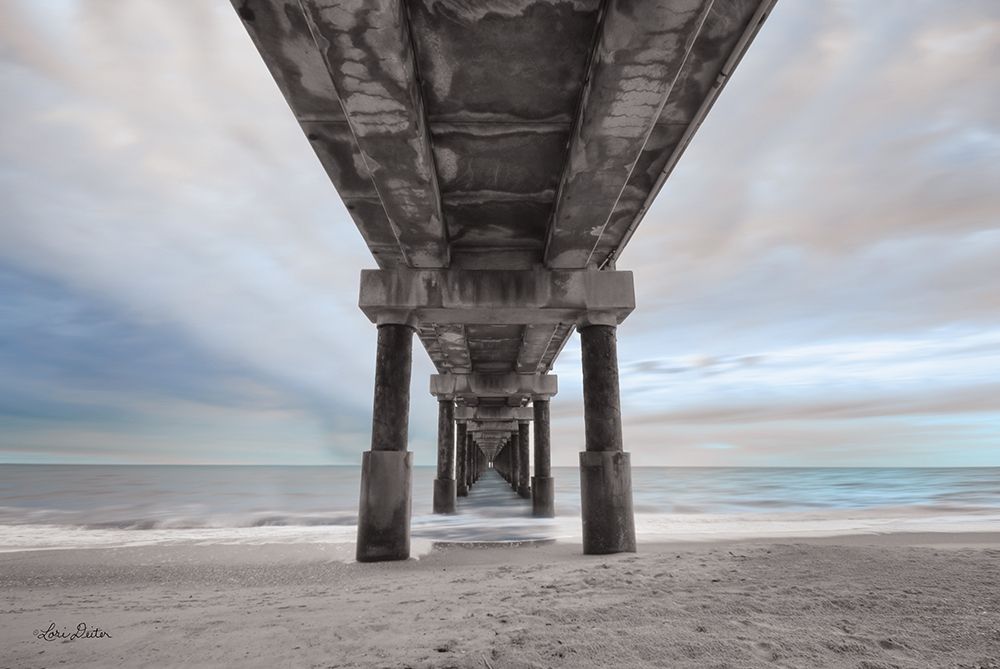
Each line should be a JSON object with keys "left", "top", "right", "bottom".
{"left": 0, "top": 464, "right": 997, "bottom": 552}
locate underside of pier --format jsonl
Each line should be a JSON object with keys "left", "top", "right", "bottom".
{"left": 234, "top": 0, "right": 775, "bottom": 561}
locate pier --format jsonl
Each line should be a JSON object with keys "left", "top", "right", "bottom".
{"left": 234, "top": 0, "right": 774, "bottom": 561}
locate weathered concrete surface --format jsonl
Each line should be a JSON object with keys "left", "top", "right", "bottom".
{"left": 455, "top": 406, "right": 533, "bottom": 422}
{"left": 545, "top": 0, "right": 713, "bottom": 268}
{"left": 360, "top": 269, "right": 634, "bottom": 327}
{"left": 371, "top": 325, "right": 413, "bottom": 452}
{"left": 510, "top": 431, "right": 521, "bottom": 493}
{"left": 358, "top": 323, "right": 414, "bottom": 560}
{"left": 531, "top": 475, "right": 554, "bottom": 517}
{"left": 579, "top": 324, "right": 635, "bottom": 554}
{"left": 456, "top": 420, "right": 468, "bottom": 497}
{"left": 433, "top": 399, "right": 455, "bottom": 514}
{"left": 235, "top": 0, "right": 775, "bottom": 378}
{"left": 465, "top": 433, "right": 475, "bottom": 490}
{"left": 467, "top": 420, "right": 518, "bottom": 433}
{"left": 580, "top": 450, "right": 636, "bottom": 554}
{"left": 580, "top": 326, "right": 623, "bottom": 452}
{"left": 430, "top": 373, "right": 557, "bottom": 405}
{"left": 234, "top": 0, "right": 776, "bottom": 561}
{"left": 299, "top": 0, "right": 448, "bottom": 268}
{"left": 517, "top": 421, "right": 531, "bottom": 499}
{"left": 594, "top": 0, "right": 777, "bottom": 269}
{"left": 357, "top": 450, "right": 412, "bottom": 562}
{"left": 432, "top": 478, "right": 456, "bottom": 515}
{"left": 532, "top": 399, "right": 555, "bottom": 517}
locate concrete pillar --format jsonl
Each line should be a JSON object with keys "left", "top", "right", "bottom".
{"left": 532, "top": 399, "right": 555, "bottom": 517}
{"left": 504, "top": 439, "right": 514, "bottom": 485}
{"left": 466, "top": 433, "right": 475, "bottom": 489}
{"left": 433, "top": 399, "right": 456, "bottom": 514}
{"left": 517, "top": 420, "right": 531, "bottom": 499}
{"left": 510, "top": 431, "right": 520, "bottom": 492}
{"left": 357, "top": 324, "right": 414, "bottom": 562}
{"left": 456, "top": 420, "right": 468, "bottom": 497}
{"left": 578, "top": 324, "right": 636, "bottom": 554}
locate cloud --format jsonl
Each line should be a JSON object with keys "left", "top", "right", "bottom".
{"left": 1, "top": 0, "right": 999, "bottom": 465}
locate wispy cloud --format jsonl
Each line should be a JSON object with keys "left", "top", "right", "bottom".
{"left": 2, "top": 0, "right": 999, "bottom": 464}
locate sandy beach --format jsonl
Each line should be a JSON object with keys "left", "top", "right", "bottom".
{"left": 2, "top": 534, "right": 998, "bottom": 669}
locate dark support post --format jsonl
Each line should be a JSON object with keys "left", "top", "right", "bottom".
{"left": 433, "top": 399, "right": 456, "bottom": 514}
{"left": 357, "top": 324, "right": 414, "bottom": 562}
{"left": 532, "top": 399, "right": 555, "bottom": 517}
{"left": 466, "top": 434, "right": 475, "bottom": 490}
{"left": 517, "top": 420, "right": 531, "bottom": 499}
{"left": 578, "top": 324, "right": 636, "bottom": 554}
{"left": 507, "top": 438, "right": 514, "bottom": 484}
{"left": 510, "top": 431, "right": 520, "bottom": 492}
{"left": 456, "top": 420, "right": 468, "bottom": 497}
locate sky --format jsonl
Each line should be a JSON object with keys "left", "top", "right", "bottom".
{"left": 1, "top": 0, "right": 998, "bottom": 466}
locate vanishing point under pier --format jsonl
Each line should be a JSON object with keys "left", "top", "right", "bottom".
{"left": 233, "top": 0, "right": 775, "bottom": 561}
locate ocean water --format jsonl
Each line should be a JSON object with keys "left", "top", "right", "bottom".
{"left": 0, "top": 465, "right": 998, "bottom": 556}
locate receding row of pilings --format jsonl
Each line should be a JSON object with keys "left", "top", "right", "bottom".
{"left": 355, "top": 322, "right": 636, "bottom": 562}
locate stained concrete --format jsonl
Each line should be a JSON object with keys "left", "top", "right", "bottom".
{"left": 357, "top": 323, "right": 415, "bottom": 561}
{"left": 433, "top": 399, "right": 456, "bottom": 514}
{"left": 456, "top": 420, "right": 468, "bottom": 497}
{"left": 370, "top": 325, "right": 413, "bottom": 452}
{"left": 517, "top": 421, "right": 531, "bottom": 499}
{"left": 532, "top": 399, "right": 555, "bottom": 517}
{"left": 235, "top": 0, "right": 775, "bottom": 376}
{"left": 580, "top": 451, "right": 636, "bottom": 554}
{"left": 357, "top": 450, "right": 412, "bottom": 562}
{"left": 235, "top": 0, "right": 776, "bottom": 561}
{"left": 579, "top": 325, "right": 636, "bottom": 554}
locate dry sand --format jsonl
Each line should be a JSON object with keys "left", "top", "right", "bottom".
{"left": 2, "top": 534, "right": 999, "bottom": 668}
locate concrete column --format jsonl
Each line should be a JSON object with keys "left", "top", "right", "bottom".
{"left": 433, "top": 399, "right": 456, "bottom": 514}
{"left": 578, "top": 324, "right": 636, "bottom": 554}
{"left": 510, "top": 431, "right": 520, "bottom": 492}
{"left": 456, "top": 420, "right": 468, "bottom": 497}
{"left": 504, "top": 439, "right": 514, "bottom": 485}
{"left": 466, "top": 434, "right": 475, "bottom": 490}
{"left": 517, "top": 420, "right": 531, "bottom": 499}
{"left": 357, "top": 324, "right": 414, "bottom": 562}
{"left": 532, "top": 399, "right": 555, "bottom": 517}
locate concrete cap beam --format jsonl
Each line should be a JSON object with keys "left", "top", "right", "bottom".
{"left": 430, "top": 373, "right": 557, "bottom": 402}
{"left": 467, "top": 420, "right": 518, "bottom": 433}
{"left": 360, "top": 269, "right": 633, "bottom": 328}
{"left": 454, "top": 406, "right": 533, "bottom": 422}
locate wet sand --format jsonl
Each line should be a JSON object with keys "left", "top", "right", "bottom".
{"left": 2, "top": 534, "right": 999, "bottom": 668}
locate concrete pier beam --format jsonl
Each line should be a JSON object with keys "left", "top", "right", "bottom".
{"left": 578, "top": 324, "right": 636, "bottom": 555}
{"left": 517, "top": 420, "right": 531, "bottom": 499}
{"left": 357, "top": 324, "right": 414, "bottom": 562}
{"left": 456, "top": 420, "right": 468, "bottom": 497}
{"left": 433, "top": 399, "right": 456, "bottom": 514}
{"left": 532, "top": 399, "right": 555, "bottom": 517}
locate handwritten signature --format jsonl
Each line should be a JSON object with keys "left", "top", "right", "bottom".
{"left": 33, "top": 622, "right": 112, "bottom": 642}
